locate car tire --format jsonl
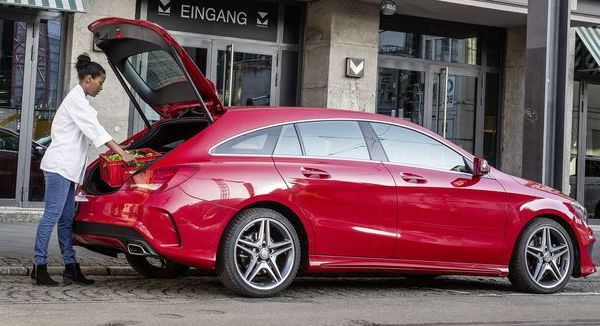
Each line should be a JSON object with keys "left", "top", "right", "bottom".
{"left": 217, "top": 208, "right": 301, "bottom": 297}
{"left": 125, "top": 254, "right": 189, "bottom": 279}
{"left": 508, "top": 218, "right": 574, "bottom": 294}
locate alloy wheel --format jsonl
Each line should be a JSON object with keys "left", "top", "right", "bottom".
{"left": 524, "top": 226, "right": 571, "bottom": 289}
{"left": 234, "top": 217, "right": 296, "bottom": 291}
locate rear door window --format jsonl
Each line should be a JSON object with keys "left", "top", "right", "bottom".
{"left": 274, "top": 124, "right": 302, "bottom": 156}
{"left": 296, "top": 121, "right": 370, "bottom": 160}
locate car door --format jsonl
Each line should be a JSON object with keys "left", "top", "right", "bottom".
{"left": 273, "top": 121, "right": 398, "bottom": 258}
{"left": 369, "top": 122, "right": 507, "bottom": 264}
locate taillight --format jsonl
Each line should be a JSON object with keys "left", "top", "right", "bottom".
{"left": 124, "top": 165, "right": 199, "bottom": 193}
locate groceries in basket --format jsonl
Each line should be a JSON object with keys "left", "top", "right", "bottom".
{"left": 99, "top": 148, "right": 160, "bottom": 187}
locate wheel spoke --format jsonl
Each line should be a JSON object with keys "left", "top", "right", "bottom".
{"left": 237, "top": 242, "right": 256, "bottom": 256}
{"left": 549, "top": 261, "right": 562, "bottom": 281}
{"left": 238, "top": 238, "right": 260, "bottom": 249}
{"left": 265, "top": 220, "right": 272, "bottom": 246}
{"left": 245, "top": 260, "right": 263, "bottom": 282}
{"left": 263, "top": 262, "right": 280, "bottom": 283}
{"left": 271, "top": 241, "right": 293, "bottom": 258}
{"left": 546, "top": 228, "right": 552, "bottom": 249}
{"left": 527, "top": 245, "right": 544, "bottom": 259}
{"left": 269, "top": 257, "right": 283, "bottom": 281}
{"left": 541, "top": 227, "right": 548, "bottom": 249}
{"left": 532, "top": 261, "right": 545, "bottom": 282}
{"left": 257, "top": 220, "right": 266, "bottom": 244}
{"left": 551, "top": 248, "right": 569, "bottom": 261}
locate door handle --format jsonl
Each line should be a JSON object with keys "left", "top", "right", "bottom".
{"left": 400, "top": 172, "right": 427, "bottom": 184}
{"left": 301, "top": 167, "right": 331, "bottom": 179}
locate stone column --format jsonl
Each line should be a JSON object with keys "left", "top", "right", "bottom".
{"left": 301, "top": 0, "right": 379, "bottom": 112}
{"left": 501, "top": 27, "right": 526, "bottom": 176}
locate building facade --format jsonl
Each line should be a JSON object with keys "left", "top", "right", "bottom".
{"left": 1, "top": 0, "right": 600, "bottom": 220}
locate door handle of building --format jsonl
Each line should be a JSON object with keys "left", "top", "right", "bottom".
{"left": 301, "top": 167, "right": 331, "bottom": 179}
{"left": 400, "top": 172, "right": 427, "bottom": 184}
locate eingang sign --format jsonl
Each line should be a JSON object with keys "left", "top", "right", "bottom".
{"left": 147, "top": 0, "right": 279, "bottom": 42}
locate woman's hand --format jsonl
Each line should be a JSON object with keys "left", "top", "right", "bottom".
{"left": 105, "top": 140, "right": 136, "bottom": 165}
{"left": 121, "top": 151, "right": 136, "bottom": 164}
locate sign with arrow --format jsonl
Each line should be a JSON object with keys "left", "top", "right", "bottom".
{"left": 346, "top": 58, "right": 365, "bottom": 78}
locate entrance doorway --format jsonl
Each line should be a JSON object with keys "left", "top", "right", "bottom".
{"left": 376, "top": 60, "right": 487, "bottom": 159}
{"left": 570, "top": 81, "right": 600, "bottom": 219}
{"left": 0, "top": 11, "right": 65, "bottom": 207}
{"left": 178, "top": 37, "right": 279, "bottom": 108}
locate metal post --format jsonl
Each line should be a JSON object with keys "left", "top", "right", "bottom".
{"left": 442, "top": 67, "right": 449, "bottom": 138}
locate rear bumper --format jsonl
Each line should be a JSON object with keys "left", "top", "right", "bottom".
{"left": 73, "top": 186, "right": 236, "bottom": 270}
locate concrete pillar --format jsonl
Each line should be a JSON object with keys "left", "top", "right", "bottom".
{"left": 64, "top": 0, "right": 137, "bottom": 161}
{"left": 301, "top": 0, "right": 379, "bottom": 112}
{"left": 501, "top": 27, "right": 526, "bottom": 176}
{"left": 521, "top": 0, "right": 571, "bottom": 187}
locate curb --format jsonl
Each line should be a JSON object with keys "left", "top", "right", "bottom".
{"left": 0, "top": 266, "right": 136, "bottom": 277}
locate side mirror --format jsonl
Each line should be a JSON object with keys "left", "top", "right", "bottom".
{"left": 473, "top": 157, "right": 491, "bottom": 176}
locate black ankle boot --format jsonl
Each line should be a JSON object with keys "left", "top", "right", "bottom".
{"left": 63, "top": 263, "right": 94, "bottom": 285}
{"left": 31, "top": 264, "right": 59, "bottom": 286}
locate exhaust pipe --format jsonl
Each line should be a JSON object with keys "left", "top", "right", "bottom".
{"left": 127, "top": 243, "right": 150, "bottom": 256}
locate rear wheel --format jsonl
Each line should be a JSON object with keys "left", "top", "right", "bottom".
{"left": 508, "top": 218, "right": 574, "bottom": 294}
{"left": 125, "top": 254, "right": 189, "bottom": 279}
{"left": 217, "top": 208, "right": 301, "bottom": 297}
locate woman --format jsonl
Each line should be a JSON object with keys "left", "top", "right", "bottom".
{"left": 32, "top": 53, "right": 135, "bottom": 286}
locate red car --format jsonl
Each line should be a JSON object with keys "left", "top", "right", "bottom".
{"left": 74, "top": 18, "right": 596, "bottom": 297}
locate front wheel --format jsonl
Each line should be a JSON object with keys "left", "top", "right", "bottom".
{"left": 508, "top": 218, "right": 574, "bottom": 294}
{"left": 125, "top": 254, "right": 189, "bottom": 279}
{"left": 217, "top": 208, "right": 301, "bottom": 297}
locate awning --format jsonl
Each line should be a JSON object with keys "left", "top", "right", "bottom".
{"left": 575, "top": 26, "right": 600, "bottom": 74}
{"left": 0, "top": 0, "right": 85, "bottom": 12}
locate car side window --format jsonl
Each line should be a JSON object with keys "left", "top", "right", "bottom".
{"left": 274, "top": 124, "right": 302, "bottom": 156}
{"left": 370, "top": 122, "right": 469, "bottom": 172}
{"left": 296, "top": 121, "right": 370, "bottom": 160}
{"left": 212, "top": 126, "right": 282, "bottom": 155}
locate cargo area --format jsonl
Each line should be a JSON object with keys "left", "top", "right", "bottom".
{"left": 83, "top": 117, "right": 210, "bottom": 195}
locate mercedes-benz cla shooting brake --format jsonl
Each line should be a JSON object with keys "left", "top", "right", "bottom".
{"left": 73, "top": 18, "right": 596, "bottom": 297}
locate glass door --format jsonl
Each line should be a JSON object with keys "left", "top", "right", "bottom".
{"left": 0, "top": 12, "right": 64, "bottom": 207}
{"left": 212, "top": 42, "right": 277, "bottom": 107}
{"left": 432, "top": 66, "right": 479, "bottom": 154}
{"left": 376, "top": 68, "right": 425, "bottom": 125}
{"left": 0, "top": 14, "right": 33, "bottom": 205}
{"left": 572, "top": 81, "right": 600, "bottom": 219}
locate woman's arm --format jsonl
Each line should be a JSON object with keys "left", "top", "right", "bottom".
{"left": 105, "top": 140, "right": 136, "bottom": 163}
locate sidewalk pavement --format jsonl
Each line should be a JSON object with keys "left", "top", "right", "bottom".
{"left": 1, "top": 209, "right": 599, "bottom": 277}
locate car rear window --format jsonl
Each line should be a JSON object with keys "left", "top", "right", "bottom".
{"left": 127, "top": 50, "right": 187, "bottom": 91}
{"left": 212, "top": 126, "right": 282, "bottom": 155}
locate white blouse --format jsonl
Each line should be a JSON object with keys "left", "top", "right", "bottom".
{"left": 41, "top": 84, "right": 112, "bottom": 184}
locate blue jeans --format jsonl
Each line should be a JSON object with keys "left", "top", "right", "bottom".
{"left": 33, "top": 172, "right": 77, "bottom": 265}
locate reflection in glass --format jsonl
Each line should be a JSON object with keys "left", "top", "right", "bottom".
{"left": 378, "top": 31, "right": 478, "bottom": 65}
{"left": 0, "top": 19, "right": 27, "bottom": 199}
{"left": 297, "top": 121, "right": 369, "bottom": 160}
{"left": 569, "top": 80, "right": 580, "bottom": 200}
{"left": 183, "top": 47, "right": 207, "bottom": 75}
{"left": 371, "top": 122, "right": 468, "bottom": 173}
{"left": 217, "top": 50, "right": 272, "bottom": 107}
{"left": 29, "top": 20, "right": 62, "bottom": 201}
{"left": 585, "top": 84, "right": 600, "bottom": 218}
{"left": 376, "top": 69, "right": 424, "bottom": 125}
{"left": 432, "top": 73, "right": 477, "bottom": 153}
